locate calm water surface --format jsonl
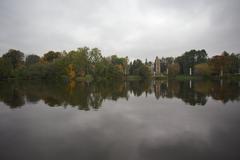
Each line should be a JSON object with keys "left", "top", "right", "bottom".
{"left": 0, "top": 80, "right": 240, "bottom": 160}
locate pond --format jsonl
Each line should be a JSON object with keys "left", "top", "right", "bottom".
{"left": 0, "top": 80, "right": 240, "bottom": 160}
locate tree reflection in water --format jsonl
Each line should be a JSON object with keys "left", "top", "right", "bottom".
{"left": 0, "top": 79, "right": 239, "bottom": 110}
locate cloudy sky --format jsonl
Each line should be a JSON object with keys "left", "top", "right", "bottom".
{"left": 0, "top": 0, "right": 240, "bottom": 60}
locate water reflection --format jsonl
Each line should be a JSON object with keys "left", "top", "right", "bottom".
{"left": 0, "top": 80, "right": 240, "bottom": 160}
{"left": 0, "top": 80, "right": 239, "bottom": 110}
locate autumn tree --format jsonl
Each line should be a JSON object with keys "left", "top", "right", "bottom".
{"left": 167, "top": 63, "right": 180, "bottom": 76}
{"left": 208, "top": 51, "right": 239, "bottom": 76}
{"left": 67, "top": 64, "right": 76, "bottom": 80}
{"left": 194, "top": 63, "right": 212, "bottom": 77}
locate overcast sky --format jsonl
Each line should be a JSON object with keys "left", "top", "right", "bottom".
{"left": 0, "top": 0, "right": 240, "bottom": 60}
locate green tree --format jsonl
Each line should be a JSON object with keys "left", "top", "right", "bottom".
{"left": 175, "top": 49, "right": 208, "bottom": 75}
{"left": 229, "top": 53, "right": 240, "bottom": 74}
{"left": 43, "top": 51, "right": 61, "bottom": 62}
{"left": 26, "top": 54, "right": 40, "bottom": 66}
{"left": 160, "top": 57, "right": 174, "bottom": 73}
{"left": 111, "top": 55, "right": 125, "bottom": 65}
{"left": 2, "top": 49, "right": 24, "bottom": 69}
{"left": 66, "top": 47, "right": 90, "bottom": 77}
{"left": 139, "top": 65, "right": 151, "bottom": 79}
{"left": 94, "top": 59, "right": 108, "bottom": 78}
{"left": 0, "top": 58, "right": 13, "bottom": 79}
{"left": 106, "top": 64, "right": 124, "bottom": 80}
{"left": 88, "top": 48, "right": 103, "bottom": 64}
{"left": 129, "top": 59, "right": 151, "bottom": 79}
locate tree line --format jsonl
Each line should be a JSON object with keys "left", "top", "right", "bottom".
{"left": 0, "top": 47, "right": 239, "bottom": 80}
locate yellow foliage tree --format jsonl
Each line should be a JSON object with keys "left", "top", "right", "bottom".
{"left": 116, "top": 64, "right": 124, "bottom": 73}
{"left": 67, "top": 64, "right": 76, "bottom": 80}
{"left": 168, "top": 63, "right": 180, "bottom": 76}
{"left": 194, "top": 63, "right": 212, "bottom": 76}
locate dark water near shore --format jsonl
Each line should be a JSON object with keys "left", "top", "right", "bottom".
{"left": 0, "top": 80, "right": 240, "bottom": 160}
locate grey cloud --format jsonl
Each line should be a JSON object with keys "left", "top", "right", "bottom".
{"left": 0, "top": 0, "right": 240, "bottom": 61}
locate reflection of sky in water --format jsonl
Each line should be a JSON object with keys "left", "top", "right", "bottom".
{"left": 0, "top": 93, "right": 240, "bottom": 160}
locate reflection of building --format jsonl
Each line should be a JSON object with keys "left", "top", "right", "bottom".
{"left": 154, "top": 56, "right": 161, "bottom": 75}
{"left": 153, "top": 80, "right": 168, "bottom": 99}
{"left": 154, "top": 80, "right": 161, "bottom": 99}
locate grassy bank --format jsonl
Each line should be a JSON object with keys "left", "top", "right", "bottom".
{"left": 170, "top": 74, "right": 240, "bottom": 81}
{"left": 172, "top": 75, "right": 201, "bottom": 81}
{"left": 126, "top": 75, "right": 142, "bottom": 81}
{"left": 1, "top": 74, "right": 240, "bottom": 83}
{"left": 222, "top": 74, "right": 240, "bottom": 81}
{"left": 153, "top": 75, "right": 167, "bottom": 80}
